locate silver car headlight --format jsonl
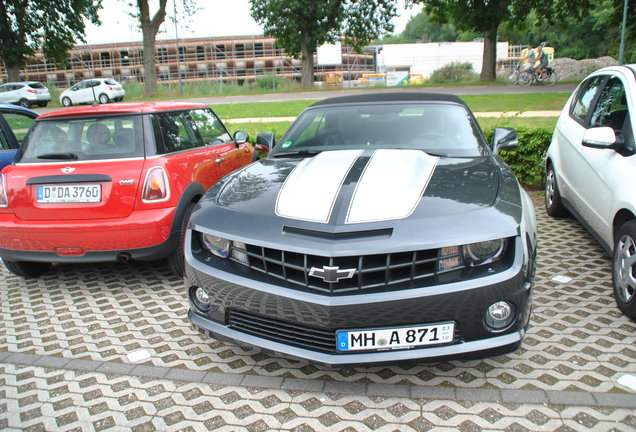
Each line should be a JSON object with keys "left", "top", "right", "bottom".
{"left": 462, "top": 239, "right": 507, "bottom": 267}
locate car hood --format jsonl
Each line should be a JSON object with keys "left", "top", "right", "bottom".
{"left": 192, "top": 149, "right": 523, "bottom": 253}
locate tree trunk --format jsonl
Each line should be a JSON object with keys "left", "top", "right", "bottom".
{"left": 480, "top": 24, "right": 499, "bottom": 81}
{"left": 137, "top": 0, "right": 168, "bottom": 97}
{"left": 142, "top": 27, "right": 157, "bottom": 96}
{"left": 4, "top": 62, "right": 21, "bottom": 82}
{"left": 300, "top": 36, "right": 314, "bottom": 88}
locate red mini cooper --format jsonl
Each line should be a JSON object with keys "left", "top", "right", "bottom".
{"left": 0, "top": 101, "right": 254, "bottom": 277}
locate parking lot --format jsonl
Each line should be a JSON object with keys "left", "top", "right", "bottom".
{"left": 1, "top": 193, "right": 635, "bottom": 431}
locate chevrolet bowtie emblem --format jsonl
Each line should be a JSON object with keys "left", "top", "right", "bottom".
{"left": 308, "top": 266, "right": 356, "bottom": 283}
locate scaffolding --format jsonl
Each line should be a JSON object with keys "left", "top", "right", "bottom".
{"left": 1, "top": 35, "right": 376, "bottom": 87}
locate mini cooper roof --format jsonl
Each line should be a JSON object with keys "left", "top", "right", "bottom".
{"left": 310, "top": 92, "right": 467, "bottom": 107}
{"left": 37, "top": 101, "right": 210, "bottom": 119}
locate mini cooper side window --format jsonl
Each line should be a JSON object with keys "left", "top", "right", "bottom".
{"left": 589, "top": 77, "right": 629, "bottom": 134}
{"left": 156, "top": 112, "right": 202, "bottom": 153}
{"left": 190, "top": 109, "right": 232, "bottom": 146}
{"left": 570, "top": 76, "right": 605, "bottom": 125}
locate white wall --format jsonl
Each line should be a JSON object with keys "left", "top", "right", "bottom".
{"left": 377, "top": 41, "right": 509, "bottom": 78}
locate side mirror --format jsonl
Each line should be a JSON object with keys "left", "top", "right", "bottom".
{"left": 582, "top": 127, "right": 617, "bottom": 149}
{"left": 256, "top": 132, "right": 275, "bottom": 152}
{"left": 492, "top": 127, "right": 518, "bottom": 153}
{"left": 234, "top": 130, "right": 249, "bottom": 145}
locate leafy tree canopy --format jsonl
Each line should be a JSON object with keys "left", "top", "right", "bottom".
{"left": 0, "top": 0, "right": 102, "bottom": 81}
{"left": 250, "top": 0, "right": 398, "bottom": 87}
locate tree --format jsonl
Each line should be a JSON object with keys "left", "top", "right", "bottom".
{"left": 0, "top": 0, "right": 101, "bottom": 81}
{"left": 128, "top": 0, "right": 196, "bottom": 96}
{"left": 418, "top": 0, "right": 594, "bottom": 81}
{"left": 250, "top": 0, "right": 398, "bottom": 88}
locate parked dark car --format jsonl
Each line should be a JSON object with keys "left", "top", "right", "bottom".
{"left": 184, "top": 93, "right": 538, "bottom": 366}
{"left": 0, "top": 103, "right": 38, "bottom": 171}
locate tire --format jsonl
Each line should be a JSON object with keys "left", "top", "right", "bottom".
{"left": 167, "top": 202, "right": 196, "bottom": 277}
{"left": 98, "top": 93, "right": 110, "bottom": 104}
{"left": 3, "top": 260, "right": 51, "bottom": 278}
{"left": 62, "top": 97, "right": 72, "bottom": 107}
{"left": 545, "top": 70, "right": 558, "bottom": 85}
{"left": 505, "top": 71, "right": 519, "bottom": 86}
{"left": 612, "top": 220, "right": 636, "bottom": 318}
{"left": 521, "top": 72, "right": 533, "bottom": 86}
{"left": 545, "top": 163, "right": 570, "bottom": 217}
{"left": 19, "top": 99, "right": 31, "bottom": 108}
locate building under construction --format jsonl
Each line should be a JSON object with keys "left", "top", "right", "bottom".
{"left": 2, "top": 35, "right": 375, "bottom": 87}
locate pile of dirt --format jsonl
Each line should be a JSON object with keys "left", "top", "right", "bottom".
{"left": 550, "top": 56, "right": 618, "bottom": 80}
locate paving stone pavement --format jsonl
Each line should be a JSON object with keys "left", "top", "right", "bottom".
{"left": 1, "top": 194, "right": 635, "bottom": 431}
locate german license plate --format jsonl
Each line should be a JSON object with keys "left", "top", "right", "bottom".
{"left": 37, "top": 184, "right": 101, "bottom": 203}
{"left": 336, "top": 322, "right": 454, "bottom": 352}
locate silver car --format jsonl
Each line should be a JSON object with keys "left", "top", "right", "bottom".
{"left": 0, "top": 82, "right": 51, "bottom": 108}
{"left": 59, "top": 78, "right": 126, "bottom": 107}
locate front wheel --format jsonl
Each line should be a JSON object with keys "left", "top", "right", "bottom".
{"left": 545, "top": 164, "right": 569, "bottom": 217}
{"left": 613, "top": 221, "right": 636, "bottom": 318}
{"left": 98, "top": 93, "right": 110, "bottom": 104}
{"left": 3, "top": 260, "right": 51, "bottom": 278}
{"left": 61, "top": 97, "right": 72, "bottom": 107}
{"left": 18, "top": 99, "right": 31, "bottom": 108}
{"left": 521, "top": 72, "right": 534, "bottom": 86}
{"left": 168, "top": 202, "right": 196, "bottom": 277}
{"left": 505, "top": 70, "right": 519, "bottom": 85}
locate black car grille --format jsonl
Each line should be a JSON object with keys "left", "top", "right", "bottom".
{"left": 229, "top": 242, "right": 458, "bottom": 294}
{"left": 228, "top": 309, "right": 461, "bottom": 354}
{"left": 228, "top": 309, "right": 336, "bottom": 353}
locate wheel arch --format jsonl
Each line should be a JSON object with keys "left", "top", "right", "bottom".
{"left": 169, "top": 182, "right": 206, "bottom": 240}
{"left": 613, "top": 209, "right": 636, "bottom": 246}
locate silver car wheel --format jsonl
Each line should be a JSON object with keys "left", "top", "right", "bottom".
{"left": 545, "top": 169, "right": 555, "bottom": 208}
{"left": 614, "top": 234, "right": 636, "bottom": 304}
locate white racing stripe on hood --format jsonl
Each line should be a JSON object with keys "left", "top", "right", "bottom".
{"left": 346, "top": 149, "right": 438, "bottom": 224}
{"left": 276, "top": 150, "right": 362, "bottom": 223}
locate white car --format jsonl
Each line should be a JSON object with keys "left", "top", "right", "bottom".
{"left": 545, "top": 64, "right": 636, "bottom": 318}
{"left": 0, "top": 81, "right": 51, "bottom": 108}
{"left": 59, "top": 78, "right": 125, "bottom": 107}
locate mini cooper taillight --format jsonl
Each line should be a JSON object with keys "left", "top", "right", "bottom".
{"left": 142, "top": 167, "right": 170, "bottom": 202}
{"left": 0, "top": 174, "right": 7, "bottom": 207}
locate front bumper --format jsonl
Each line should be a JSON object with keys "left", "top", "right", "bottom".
{"left": 185, "top": 239, "right": 533, "bottom": 366}
{"left": 0, "top": 207, "right": 177, "bottom": 263}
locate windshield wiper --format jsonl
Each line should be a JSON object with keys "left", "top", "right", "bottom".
{"left": 37, "top": 153, "right": 79, "bottom": 160}
{"left": 271, "top": 150, "right": 322, "bottom": 158}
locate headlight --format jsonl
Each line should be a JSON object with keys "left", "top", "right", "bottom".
{"left": 463, "top": 239, "right": 506, "bottom": 267}
{"left": 201, "top": 233, "right": 230, "bottom": 258}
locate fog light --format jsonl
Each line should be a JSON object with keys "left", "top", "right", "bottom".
{"left": 485, "top": 301, "right": 514, "bottom": 330}
{"left": 190, "top": 286, "right": 211, "bottom": 313}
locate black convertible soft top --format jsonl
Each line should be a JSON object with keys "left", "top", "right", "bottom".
{"left": 311, "top": 92, "right": 466, "bottom": 107}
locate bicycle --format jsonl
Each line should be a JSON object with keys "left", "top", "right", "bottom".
{"left": 505, "top": 63, "right": 526, "bottom": 85}
{"left": 522, "top": 66, "right": 558, "bottom": 86}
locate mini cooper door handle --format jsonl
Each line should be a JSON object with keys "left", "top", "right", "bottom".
{"left": 215, "top": 158, "right": 224, "bottom": 163}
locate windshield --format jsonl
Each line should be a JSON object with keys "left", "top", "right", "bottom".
{"left": 19, "top": 115, "right": 144, "bottom": 163}
{"left": 271, "top": 103, "right": 489, "bottom": 158}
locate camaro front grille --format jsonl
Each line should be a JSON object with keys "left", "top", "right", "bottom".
{"left": 227, "top": 309, "right": 461, "bottom": 354}
{"left": 229, "top": 243, "right": 457, "bottom": 294}
{"left": 228, "top": 309, "right": 336, "bottom": 353}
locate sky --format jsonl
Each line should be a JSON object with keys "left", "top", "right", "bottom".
{"left": 83, "top": 0, "right": 423, "bottom": 45}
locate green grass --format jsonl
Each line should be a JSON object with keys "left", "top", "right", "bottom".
{"left": 227, "top": 121, "right": 293, "bottom": 142}
{"left": 212, "top": 93, "right": 567, "bottom": 120}
{"left": 476, "top": 116, "right": 558, "bottom": 131}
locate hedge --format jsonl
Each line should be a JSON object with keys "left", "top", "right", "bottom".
{"left": 483, "top": 127, "right": 553, "bottom": 188}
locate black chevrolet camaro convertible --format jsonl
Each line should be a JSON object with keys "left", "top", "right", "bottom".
{"left": 184, "top": 93, "right": 537, "bottom": 366}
